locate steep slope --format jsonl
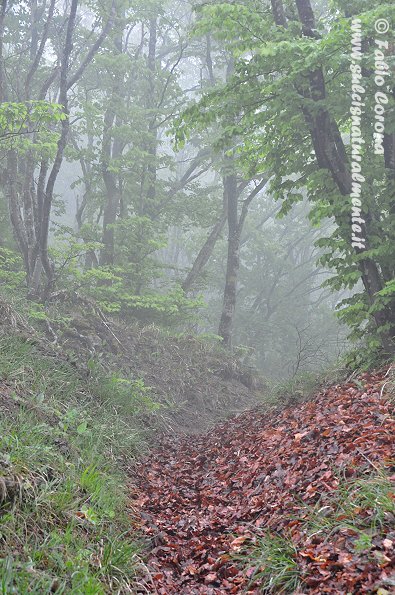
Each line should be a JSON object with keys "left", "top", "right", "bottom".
{"left": 36, "top": 292, "right": 263, "bottom": 433}
{"left": 0, "top": 333, "right": 145, "bottom": 592}
{"left": 135, "top": 368, "right": 395, "bottom": 594}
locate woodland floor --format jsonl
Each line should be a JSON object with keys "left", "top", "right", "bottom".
{"left": 134, "top": 368, "right": 395, "bottom": 594}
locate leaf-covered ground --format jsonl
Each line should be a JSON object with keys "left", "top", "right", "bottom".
{"left": 135, "top": 369, "right": 395, "bottom": 594}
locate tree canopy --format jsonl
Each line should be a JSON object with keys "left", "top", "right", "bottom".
{"left": 0, "top": 0, "right": 394, "bottom": 376}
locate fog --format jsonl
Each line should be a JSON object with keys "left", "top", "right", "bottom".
{"left": 1, "top": 0, "right": 393, "bottom": 380}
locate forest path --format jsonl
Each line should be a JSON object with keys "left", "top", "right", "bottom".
{"left": 134, "top": 369, "right": 395, "bottom": 594}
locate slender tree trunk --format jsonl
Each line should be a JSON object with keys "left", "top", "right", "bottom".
{"left": 146, "top": 18, "right": 157, "bottom": 211}
{"left": 182, "top": 210, "right": 227, "bottom": 293}
{"left": 100, "top": 176, "right": 120, "bottom": 267}
{"left": 217, "top": 58, "right": 267, "bottom": 347}
{"left": 133, "top": 17, "right": 158, "bottom": 295}
{"left": 99, "top": 13, "right": 124, "bottom": 267}
{"left": 5, "top": 151, "right": 30, "bottom": 275}
{"left": 218, "top": 173, "right": 240, "bottom": 347}
{"left": 34, "top": 0, "right": 79, "bottom": 297}
{"left": 0, "top": 0, "right": 7, "bottom": 103}
{"left": 100, "top": 110, "right": 119, "bottom": 267}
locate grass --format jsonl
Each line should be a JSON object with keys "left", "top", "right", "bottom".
{"left": 306, "top": 470, "right": 395, "bottom": 539}
{"left": 234, "top": 532, "right": 301, "bottom": 594}
{"left": 235, "top": 470, "right": 395, "bottom": 593}
{"left": 0, "top": 334, "right": 150, "bottom": 593}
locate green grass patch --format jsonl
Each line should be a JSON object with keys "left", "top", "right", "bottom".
{"left": 0, "top": 334, "right": 147, "bottom": 593}
{"left": 306, "top": 470, "right": 395, "bottom": 541}
{"left": 234, "top": 532, "right": 301, "bottom": 594}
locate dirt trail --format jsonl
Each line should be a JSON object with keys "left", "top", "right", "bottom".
{"left": 134, "top": 369, "right": 395, "bottom": 594}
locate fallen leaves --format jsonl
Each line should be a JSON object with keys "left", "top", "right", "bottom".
{"left": 134, "top": 369, "right": 395, "bottom": 593}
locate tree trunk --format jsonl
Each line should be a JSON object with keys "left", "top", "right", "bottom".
{"left": 270, "top": 0, "right": 287, "bottom": 27}
{"left": 100, "top": 110, "right": 119, "bottom": 267}
{"left": 218, "top": 173, "right": 239, "bottom": 347}
{"left": 182, "top": 210, "right": 227, "bottom": 293}
{"left": 290, "top": 0, "right": 395, "bottom": 353}
{"left": 0, "top": 0, "right": 8, "bottom": 102}
{"left": 99, "top": 15, "right": 124, "bottom": 267}
{"left": 141, "top": 17, "right": 158, "bottom": 217}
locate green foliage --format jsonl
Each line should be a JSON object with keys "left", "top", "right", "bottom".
{"left": 112, "top": 286, "right": 204, "bottom": 324}
{"left": 27, "top": 302, "right": 49, "bottom": 321}
{"left": 45, "top": 190, "right": 205, "bottom": 326}
{"left": 177, "top": 0, "right": 395, "bottom": 355}
{"left": 0, "top": 101, "right": 66, "bottom": 157}
{"left": 0, "top": 101, "right": 66, "bottom": 136}
{"left": 48, "top": 229, "right": 203, "bottom": 325}
{"left": 0, "top": 248, "right": 24, "bottom": 288}
{"left": 64, "top": 266, "right": 202, "bottom": 325}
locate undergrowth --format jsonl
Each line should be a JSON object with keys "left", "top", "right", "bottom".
{"left": 0, "top": 334, "right": 151, "bottom": 593}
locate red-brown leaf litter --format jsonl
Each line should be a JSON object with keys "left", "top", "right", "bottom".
{"left": 134, "top": 370, "right": 395, "bottom": 594}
